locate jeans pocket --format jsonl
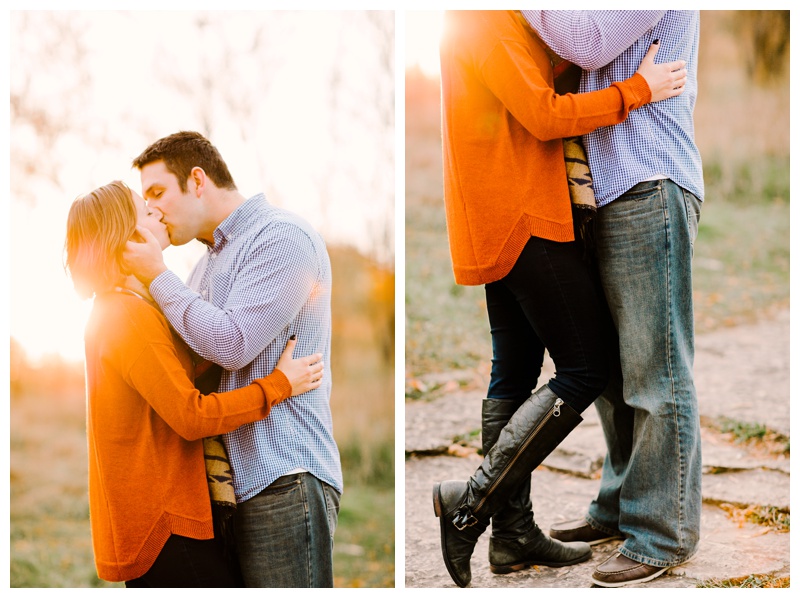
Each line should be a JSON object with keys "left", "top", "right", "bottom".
{"left": 621, "top": 180, "right": 663, "bottom": 202}
{"left": 262, "top": 475, "right": 302, "bottom": 496}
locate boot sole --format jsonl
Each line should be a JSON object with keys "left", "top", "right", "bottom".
{"left": 490, "top": 550, "right": 592, "bottom": 574}
{"left": 432, "top": 483, "right": 470, "bottom": 588}
{"left": 432, "top": 483, "right": 443, "bottom": 518}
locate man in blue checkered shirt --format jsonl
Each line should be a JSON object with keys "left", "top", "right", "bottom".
{"left": 122, "top": 131, "right": 343, "bottom": 587}
{"left": 521, "top": 11, "right": 703, "bottom": 587}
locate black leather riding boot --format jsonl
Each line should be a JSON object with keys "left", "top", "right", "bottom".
{"left": 482, "top": 399, "right": 534, "bottom": 537}
{"left": 433, "top": 385, "right": 586, "bottom": 587}
{"left": 482, "top": 398, "right": 592, "bottom": 574}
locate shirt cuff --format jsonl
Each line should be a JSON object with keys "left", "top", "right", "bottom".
{"left": 149, "top": 269, "right": 189, "bottom": 306}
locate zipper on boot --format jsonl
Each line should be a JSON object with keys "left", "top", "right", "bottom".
{"left": 553, "top": 398, "right": 563, "bottom": 417}
{"left": 471, "top": 396, "right": 564, "bottom": 517}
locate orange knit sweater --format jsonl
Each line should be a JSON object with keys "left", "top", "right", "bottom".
{"left": 84, "top": 291, "right": 291, "bottom": 582}
{"left": 440, "top": 10, "right": 652, "bottom": 285}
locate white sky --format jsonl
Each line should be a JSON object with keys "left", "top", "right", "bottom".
{"left": 406, "top": 10, "right": 443, "bottom": 78}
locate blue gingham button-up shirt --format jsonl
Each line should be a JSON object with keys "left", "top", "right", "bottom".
{"left": 150, "top": 193, "right": 343, "bottom": 500}
{"left": 522, "top": 10, "right": 704, "bottom": 206}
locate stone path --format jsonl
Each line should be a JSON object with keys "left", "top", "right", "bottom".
{"left": 404, "top": 310, "right": 790, "bottom": 588}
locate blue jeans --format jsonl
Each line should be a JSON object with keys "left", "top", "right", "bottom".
{"left": 587, "top": 179, "right": 702, "bottom": 567}
{"left": 234, "top": 472, "right": 341, "bottom": 587}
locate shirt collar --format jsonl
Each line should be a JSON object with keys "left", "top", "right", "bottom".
{"left": 205, "top": 193, "right": 267, "bottom": 250}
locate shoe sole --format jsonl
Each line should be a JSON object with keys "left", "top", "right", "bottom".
{"left": 550, "top": 532, "right": 622, "bottom": 546}
{"left": 585, "top": 535, "right": 623, "bottom": 546}
{"left": 592, "top": 565, "right": 670, "bottom": 588}
{"left": 432, "top": 483, "right": 470, "bottom": 588}
{"left": 490, "top": 550, "right": 592, "bottom": 575}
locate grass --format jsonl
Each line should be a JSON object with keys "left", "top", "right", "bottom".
{"left": 698, "top": 574, "right": 790, "bottom": 588}
{"left": 10, "top": 392, "right": 121, "bottom": 588}
{"left": 706, "top": 416, "right": 790, "bottom": 456}
{"left": 404, "top": 194, "right": 490, "bottom": 380}
{"left": 720, "top": 418, "right": 767, "bottom": 443}
{"left": 333, "top": 483, "right": 395, "bottom": 588}
{"left": 691, "top": 159, "right": 789, "bottom": 333}
{"left": 718, "top": 504, "right": 790, "bottom": 533}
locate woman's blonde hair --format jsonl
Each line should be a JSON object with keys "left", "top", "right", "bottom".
{"left": 64, "top": 181, "right": 137, "bottom": 299}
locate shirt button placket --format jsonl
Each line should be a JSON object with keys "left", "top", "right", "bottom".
{"left": 200, "top": 251, "right": 216, "bottom": 303}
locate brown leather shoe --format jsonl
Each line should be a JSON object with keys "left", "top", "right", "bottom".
{"left": 592, "top": 552, "right": 670, "bottom": 587}
{"left": 549, "top": 518, "right": 622, "bottom": 546}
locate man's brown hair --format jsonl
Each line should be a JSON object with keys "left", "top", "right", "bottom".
{"left": 132, "top": 131, "right": 237, "bottom": 193}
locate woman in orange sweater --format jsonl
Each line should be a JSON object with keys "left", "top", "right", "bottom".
{"left": 65, "top": 181, "right": 324, "bottom": 587}
{"left": 432, "top": 11, "right": 687, "bottom": 587}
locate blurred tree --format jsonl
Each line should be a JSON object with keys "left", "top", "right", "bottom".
{"left": 322, "top": 12, "right": 395, "bottom": 359}
{"left": 361, "top": 11, "right": 395, "bottom": 267}
{"left": 733, "top": 10, "right": 789, "bottom": 85}
{"left": 152, "top": 13, "right": 288, "bottom": 201}
{"left": 10, "top": 336, "right": 85, "bottom": 397}
{"left": 9, "top": 337, "right": 29, "bottom": 397}
{"left": 10, "top": 12, "right": 96, "bottom": 204}
{"left": 324, "top": 11, "right": 395, "bottom": 266}
{"left": 369, "top": 263, "right": 395, "bottom": 365}
{"left": 152, "top": 11, "right": 394, "bottom": 265}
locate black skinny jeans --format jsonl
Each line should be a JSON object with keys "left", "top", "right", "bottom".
{"left": 125, "top": 534, "right": 243, "bottom": 588}
{"left": 485, "top": 235, "right": 611, "bottom": 414}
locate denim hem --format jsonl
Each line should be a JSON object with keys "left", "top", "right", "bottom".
{"left": 584, "top": 514, "right": 621, "bottom": 538}
{"left": 618, "top": 545, "right": 698, "bottom": 569}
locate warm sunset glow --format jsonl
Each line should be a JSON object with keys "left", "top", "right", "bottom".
{"left": 406, "top": 11, "right": 444, "bottom": 78}
{"left": 9, "top": 11, "right": 393, "bottom": 365}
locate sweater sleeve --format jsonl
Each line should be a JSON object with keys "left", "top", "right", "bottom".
{"left": 105, "top": 297, "right": 292, "bottom": 441}
{"left": 123, "top": 340, "right": 291, "bottom": 441}
{"left": 479, "top": 39, "right": 651, "bottom": 142}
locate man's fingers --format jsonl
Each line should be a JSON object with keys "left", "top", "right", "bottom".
{"left": 129, "top": 225, "right": 156, "bottom": 244}
{"left": 136, "top": 225, "right": 158, "bottom": 242}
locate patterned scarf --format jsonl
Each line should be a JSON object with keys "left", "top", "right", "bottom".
{"left": 553, "top": 61, "right": 598, "bottom": 249}
{"left": 193, "top": 357, "right": 238, "bottom": 559}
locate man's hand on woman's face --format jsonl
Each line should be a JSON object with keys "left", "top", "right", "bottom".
{"left": 121, "top": 225, "right": 168, "bottom": 286}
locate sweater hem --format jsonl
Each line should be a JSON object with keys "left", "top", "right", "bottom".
{"left": 453, "top": 214, "right": 574, "bottom": 286}
{"left": 95, "top": 513, "right": 214, "bottom": 583}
